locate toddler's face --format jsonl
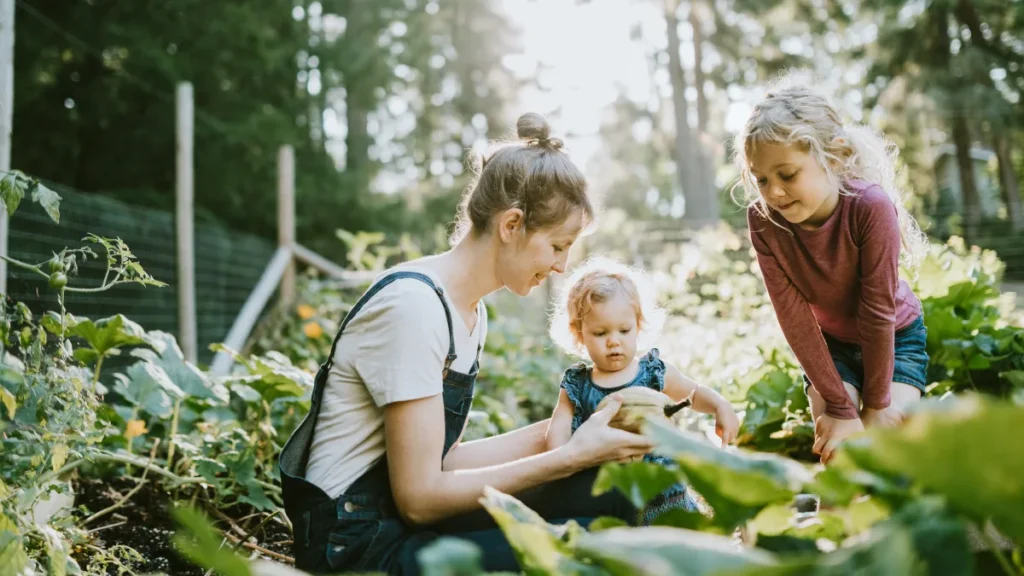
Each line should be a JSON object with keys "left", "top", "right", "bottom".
{"left": 580, "top": 291, "right": 639, "bottom": 373}
{"left": 748, "top": 142, "right": 839, "bottom": 230}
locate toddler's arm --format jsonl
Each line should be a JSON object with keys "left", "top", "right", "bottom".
{"left": 664, "top": 361, "right": 739, "bottom": 445}
{"left": 545, "top": 389, "right": 575, "bottom": 451}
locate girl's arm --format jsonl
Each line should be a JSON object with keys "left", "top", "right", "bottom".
{"left": 748, "top": 210, "right": 858, "bottom": 420}
{"left": 442, "top": 419, "right": 551, "bottom": 471}
{"left": 853, "top": 191, "right": 902, "bottom": 411}
{"left": 385, "top": 392, "right": 653, "bottom": 526}
{"left": 545, "top": 389, "right": 576, "bottom": 450}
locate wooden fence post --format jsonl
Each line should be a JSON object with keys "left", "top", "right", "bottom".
{"left": 278, "top": 145, "right": 296, "bottom": 306}
{"left": 176, "top": 82, "right": 197, "bottom": 363}
{"left": 0, "top": 0, "right": 15, "bottom": 293}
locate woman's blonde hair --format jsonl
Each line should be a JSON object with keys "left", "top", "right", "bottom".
{"left": 732, "top": 75, "right": 927, "bottom": 267}
{"left": 451, "top": 112, "right": 594, "bottom": 244}
{"left": 549, "top": 256, "right": 665, "bottom": 359}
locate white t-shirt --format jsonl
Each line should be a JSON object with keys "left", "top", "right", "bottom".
{"left": 305, "top": 266, "right": 487, "bottom": 498}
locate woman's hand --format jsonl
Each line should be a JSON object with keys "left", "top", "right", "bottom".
{"left": 564, "top": 394, "right": 655, "bottom": 468}
{"left": 812, "top": 414, "right": 864, "bottom": 464}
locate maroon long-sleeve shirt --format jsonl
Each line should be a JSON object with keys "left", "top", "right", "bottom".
{"left": 747, "top": 180, "right": 922, "bottom": 420}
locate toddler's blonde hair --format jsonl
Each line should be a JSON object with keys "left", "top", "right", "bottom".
{"left": 549, "top": 256, "right": 665, "bottom": 359}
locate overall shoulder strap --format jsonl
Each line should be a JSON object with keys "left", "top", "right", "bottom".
{"left": 323, "top": 271, "right": 458, "bottom": 374}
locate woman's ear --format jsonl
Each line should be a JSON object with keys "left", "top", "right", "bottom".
{"left": 496, "top": 208, "right": 525, "bottom": 243}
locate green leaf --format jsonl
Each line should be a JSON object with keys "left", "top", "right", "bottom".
{"left": 966, "top": 353, "right": 990, "bottom": 370}
{"left": 479, "top": 487, "right": 598, "bottom": 575}
{"left": 1000, "top": 370, "right": 1024, "bottom": 388}
{"left": 239, "top": 483, "right": 275, "bottom": 512}
{"left": 0, "top": 514, "right": 29, "bottom": 575}
{"left": 172, "top": 507, "right": 252, "bottom": 576}
{"left": 416, "top": 537, "right": 483, "bottom": 576}
{"left": 724, "top": 523, "right": 919, "bottom": 576}
{"left": 72, "top": 315, "right": 150, "bottom": 359}
{"left": 0, "top": 171, "right": 22, "bottom": 216}
{"left": 587, "top": 517, "right": 629, "bottom": 532}
{"left": 649, "top": 508, "right": 709, "bottom": 530}
{"left": 0, "top": 387, "right": 15, "bottom": 419}
{"left": 841, "top": 395, "right": 1024, "bottom": 544}
{"left": 222, "top": 351, "right": 310, "bottom": 404}
{"left": 889, "top": 498, "right": 971, "bottom": 576}
{"left": 645, "top": 418, "right": 813, "bottom": 531}
{"left": 575, "top": 526, "right": 779, "bottom": 575}
{"left": 805, "top": 466, "right": 861, "bottom": 507}
{"left": 112, "top": 361, "right": 185, "bottom": 417}
{"left": 31, "top": 180, "right": 61, "bottom": 223}
{"left": 847, "top": 497, "right": 891, "bottom": 534}
{"left": 194, "top": 457, "right": 227, "bottom": 485}
{"left": 131, "top": 331, "right": 227, "bottom": 403}
{"left": 592, "top": 461, "right": 682, "bottom": 510}
{"left": 51, "top": 443, "right": 69, "bottom": 472}
{"left": 41, "top": 311, "right": 81, "bottom": 337}
{"left": 38, "top": 524, "right": 76, "bottom": 576}
{"left": 973, "top": 333, "right": 997, "bottom": 355}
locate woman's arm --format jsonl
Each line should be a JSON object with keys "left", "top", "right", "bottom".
{"left": 442, "top": 419, "right": 551, "bottom": 471}
{"left": 386, "top": 393, "right": 653, "bottom": 526}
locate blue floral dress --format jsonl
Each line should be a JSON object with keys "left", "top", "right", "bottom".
{"left": 561, "top": 348, "right": 700, "bottom": 524}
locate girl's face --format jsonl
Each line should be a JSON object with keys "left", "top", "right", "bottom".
{"left": 579, "top": 290, "right": 639, "bottom": 373}
{"left": 748, "top": 142, "right": 840, "bottom": 230}
{"left": 497, "top": 208, "right": 584, "bottom": 297}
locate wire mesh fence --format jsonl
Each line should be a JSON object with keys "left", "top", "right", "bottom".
{"left": 6, "top": 182, "right": 276, "bottom": 366}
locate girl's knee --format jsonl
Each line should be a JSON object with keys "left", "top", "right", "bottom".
{"left": 889, "top": 381, "right": 923, "bottom": 408}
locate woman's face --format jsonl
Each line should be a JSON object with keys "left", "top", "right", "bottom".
{"left": 497, "top": 208, "right": 585, "bottom": 296}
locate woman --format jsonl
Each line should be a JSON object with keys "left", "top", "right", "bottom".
{"left": 279, "top": 112, "right": 654, "bottom": 574}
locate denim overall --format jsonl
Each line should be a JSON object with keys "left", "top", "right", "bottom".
{"left": 279, "top": 271, "right": 481, "bottom": 574}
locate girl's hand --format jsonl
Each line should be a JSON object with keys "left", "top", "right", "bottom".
{"left": 565, "top": 393, "right": 655, "bottom": 469}
{"left": 812, "top": 414, "right": 864, "bottom": 464}
{"left": 714, "top": 403, "right": 740, "bottom": 447}
{"left": 860, "top": 405, "right": 905, "bottom": 429}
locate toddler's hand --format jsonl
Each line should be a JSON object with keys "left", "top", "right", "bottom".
{"left": 714, "top": 403, "right": 740, "bottom": 447}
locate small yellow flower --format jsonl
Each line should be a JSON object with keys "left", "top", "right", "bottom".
{"left": 297, "top": 304, "right": 316, "bottom": 320}
{"left": 125, "top": 419, "right": 148, "bottom": 439}
{"left": 303, "top": 321, "right": 324, "bottom": 339}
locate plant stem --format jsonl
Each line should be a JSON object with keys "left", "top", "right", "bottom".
{"left": 0, "top": 255, "right": 128, "bottom": 293}
{"left": 37, "top": 450, "right": 200, "bottom": 490}
{"left": 978, "top": 521, "right": 1017, "bottom": 576}
{"left": 0, "top": 254, "right": 47, "bottom": 277}
{"left": 166, "top": 398, "right": 181, "bottom": 474}
{"left": 81, "top": 441, "right": 160, "bottom": 526}
{"left": 93, "top": 354, "right": 105, "bottom": 387}
{"left": 125, "top": 408, "right": 138, "bottom": 475}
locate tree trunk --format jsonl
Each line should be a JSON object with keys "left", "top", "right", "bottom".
{"left": 952, "top": 0, "right": 1023, "bottom": 232}
{"left": 688, "top": 0, "right": 717, "bottom": 222}
{"left": 342, "top": 0, "right": 371, "bottom": 195}
{"left": 951, "top": 115, "right": 981, "bottom": 243}
{"left": 936, "top": 6, "right": 981, "bottom": 243}
{"left": 993, "top": 134, "right": 1024, "bottom": 232}
{"left": 689, "top": 1, "right": 708, "bottom": 134}
{"left": 664, "top": 0, "right": 716, "bottom": 226}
